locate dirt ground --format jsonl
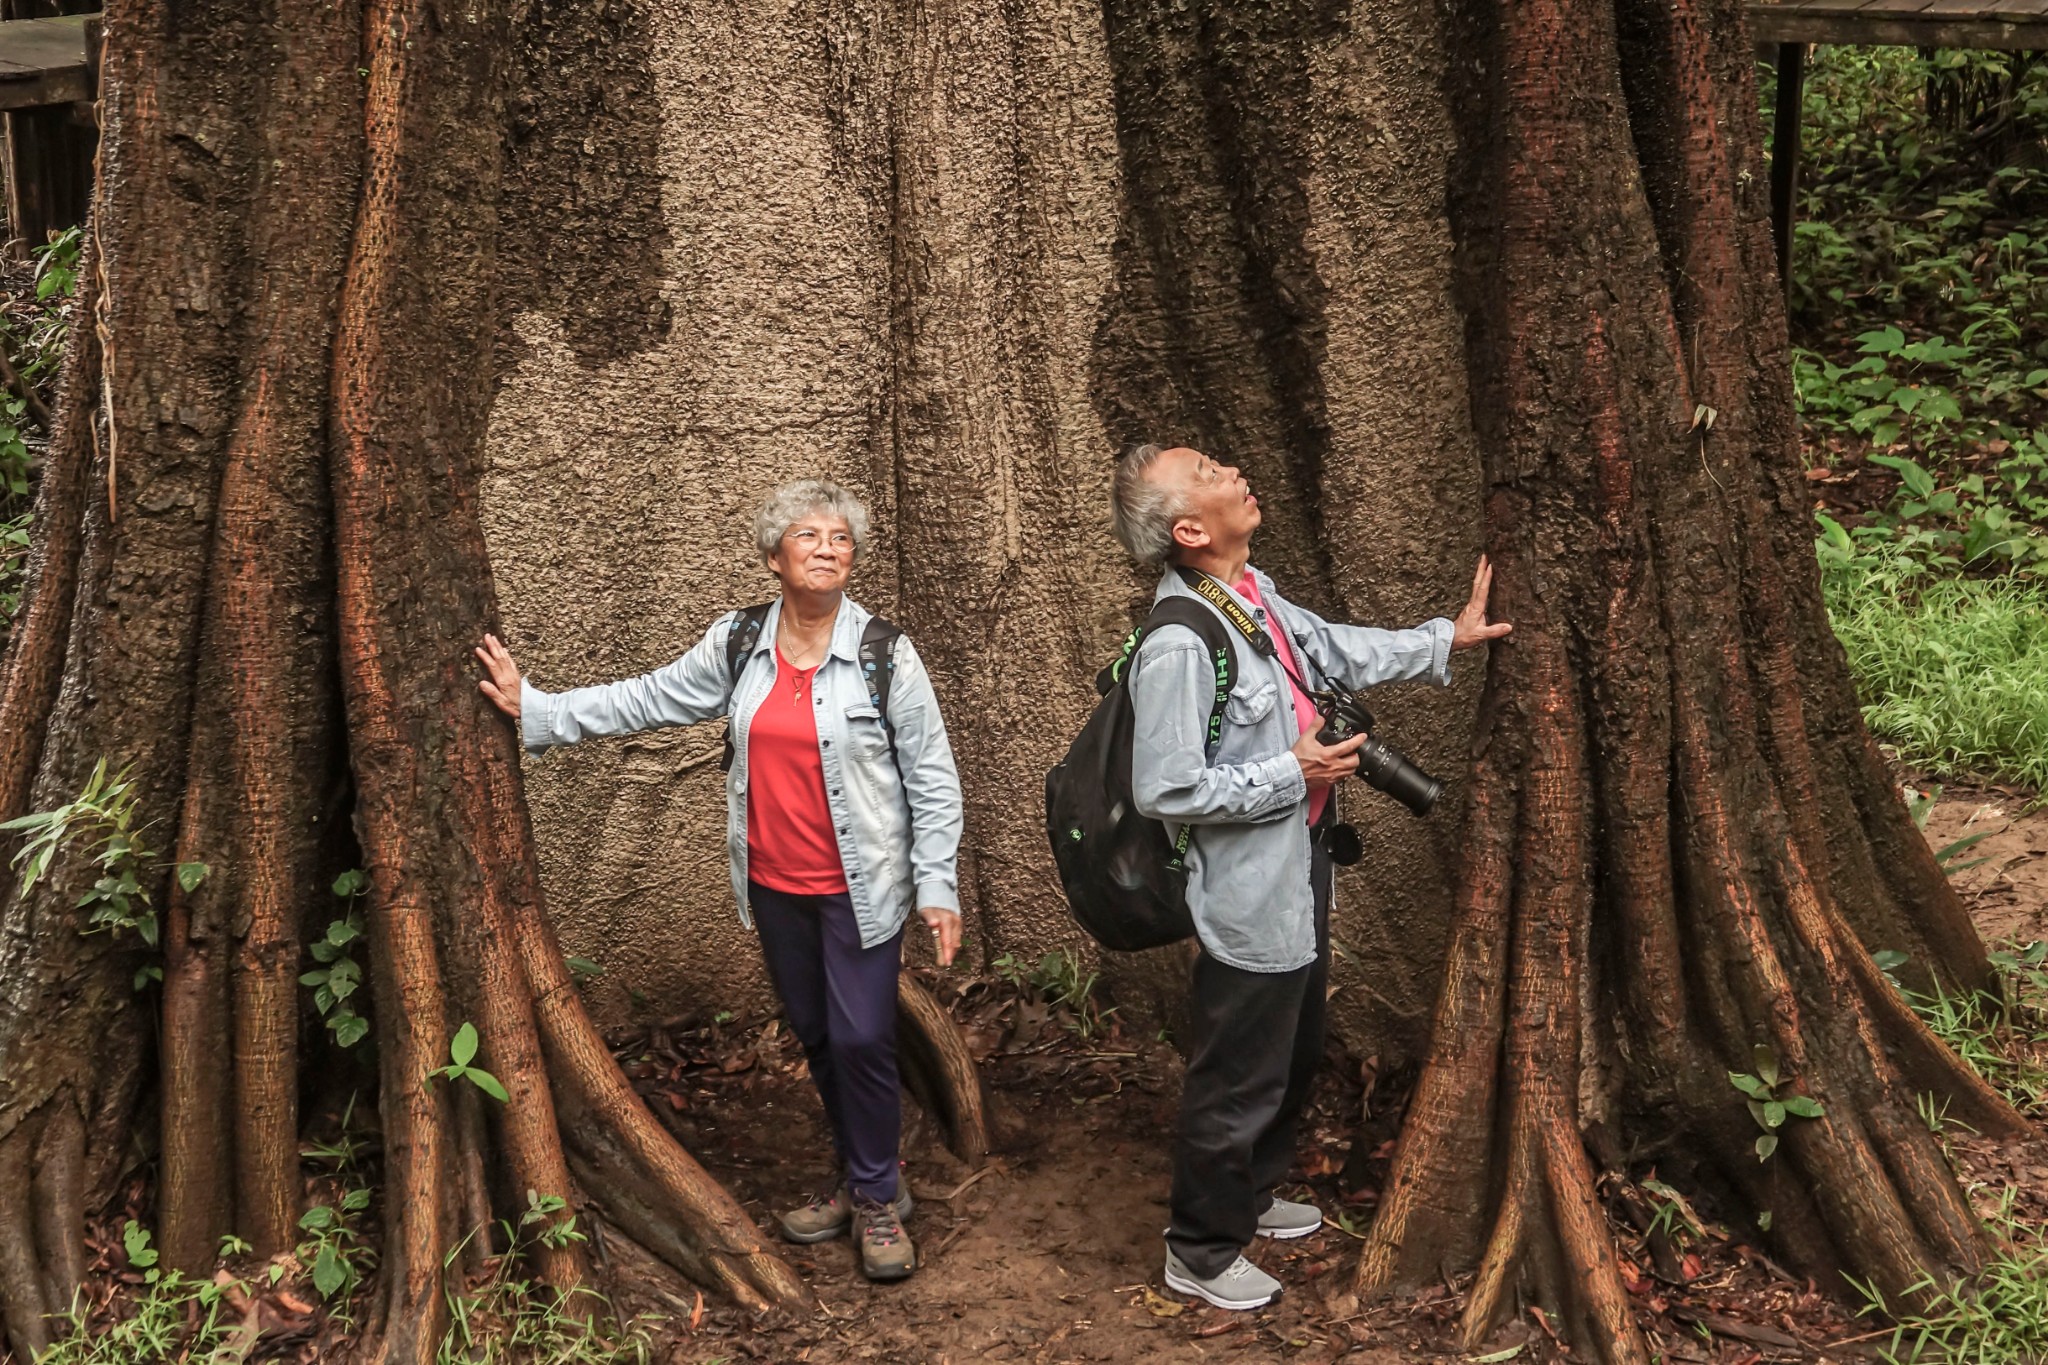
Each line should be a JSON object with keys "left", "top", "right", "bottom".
{"left": 17, "top": 787, "right": 2045, "bottom": 1365}
{"left": 620, "top": 784, "right": 2048, "bottom": 1365}
{"left": 1917, "top": 781, "right": 2048, "bottom": 949}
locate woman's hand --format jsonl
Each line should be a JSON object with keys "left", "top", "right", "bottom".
{"left": 919, "top": 907, "right": 961, "bottom": 967}
{"left": 475, "top": 633, "right": 523, "bottom": 720}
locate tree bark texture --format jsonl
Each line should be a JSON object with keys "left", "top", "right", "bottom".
{"left": 484, "top": 0, "right": 1490, "bottom": 1067}
{"left": 0, "top": 0, "right": 1004, "bottom": 1357}
{"left": 1344, "top": 0, "right": 2022, "bottom": 1359}
{"left": 480, "top": 0, "right": 2018, "bottom": 1352}
{"left": 0, "top": 0, "right": 2015, "bottom": 1356}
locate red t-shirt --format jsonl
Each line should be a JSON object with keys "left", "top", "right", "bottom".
{"left": 745, "top": 649, "right": 850, "bottom": 895}
{"left": 1232, "top": 572, "right": 1329, "bottom": 827}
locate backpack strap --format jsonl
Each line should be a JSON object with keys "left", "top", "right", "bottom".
{"left": 724, "top": 603, "right": 774, "bottom": 683}
{"left": 719, "top": 603, "right": 775, "bottom": 774}
{"left": 1123, "top": 598, "right": 1238, "bottom": 874}
{"left": 857, "top": 615, "right": 904, "bottom": 742}
{"left": 1134, "top": 598, "right": 1237, "bottom": 757}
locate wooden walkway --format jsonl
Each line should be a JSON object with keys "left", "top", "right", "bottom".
{"left": 1749, "top": 0, "right": 2048, "bottom": 51}
{"left": 0, "top": 13, "right": 90, "bottom": 114}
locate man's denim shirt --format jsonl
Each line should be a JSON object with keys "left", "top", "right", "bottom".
{"left": 518, "top": 596, "right": 963, "bottom": 949}
{"left": 1127, "top": 566, "right": 1453, "bottom": 973}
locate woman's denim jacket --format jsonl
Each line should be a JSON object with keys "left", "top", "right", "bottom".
{"left": 520, "top": 596, "right": 963, "bottom": 948}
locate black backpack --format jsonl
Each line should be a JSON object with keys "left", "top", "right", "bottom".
{"left": 1043, "top": 598, "right": 1241, "bottom": 952}
{"left": 719, "top": 604, "right": 904, "bottom": 773}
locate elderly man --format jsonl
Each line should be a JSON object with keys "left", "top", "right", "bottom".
{"left": 1110, "top": 443, "right": 1508, "bottom": 1310}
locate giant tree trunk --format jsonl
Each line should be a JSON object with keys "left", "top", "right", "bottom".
{"left": 0, "top": 2, "right": 957, "bottom": 1360}
{"left": 1352, "top": 0, "right": 2022, "bottom": 1360}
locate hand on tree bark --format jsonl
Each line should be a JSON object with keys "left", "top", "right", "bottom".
{"left": 475, "top": 633, "right": 522, "bottom": 720}
{"left": 1451, "top": 555, "right": 1512, "bottom": 651}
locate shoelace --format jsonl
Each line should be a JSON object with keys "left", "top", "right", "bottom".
{"left": 856, "top": 1200, "right": 903, "bottom": 1245}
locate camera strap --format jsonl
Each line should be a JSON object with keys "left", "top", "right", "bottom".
{"left": 1175, "top": 566, "right": 1327, "bottom": 703}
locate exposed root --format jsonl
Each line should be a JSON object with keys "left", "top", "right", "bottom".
{"left": 896, "top": 973, "right": 990, "bottom": 1166}
{"left": 0, "top": 1119, "right": 52, "bottom": 1361}
{"left": 31, "top": 1099, "right": 86, "bottom": 1314}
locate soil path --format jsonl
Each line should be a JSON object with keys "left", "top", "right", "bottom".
{"left": 628, "top": 1011, "right": 1408, "bottom": 1364}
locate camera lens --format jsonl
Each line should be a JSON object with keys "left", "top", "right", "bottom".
{"left": 1358, "top": 739, "right": 1443, "bottom": 817}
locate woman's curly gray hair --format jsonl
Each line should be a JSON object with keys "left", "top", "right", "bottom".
{"left": 753, "top": 478, "right": 871, "bottom": 559}
{"left": 1110, "top": 442, "right": 1184, "bottom": 566}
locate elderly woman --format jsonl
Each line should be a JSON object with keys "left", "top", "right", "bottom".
{"left": 474, "top": 477, "right": 963, "bottom": 1283}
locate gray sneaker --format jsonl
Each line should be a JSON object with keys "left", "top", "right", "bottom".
{"left": 777, "top": 1183, "right": 914, "bottom": 1244}
{"left": 1163, "top": 1248, "right": 1281, "bottom": 1310}
{"left": 1256, "top": 1197, "right": 1323, "bottom": 1240}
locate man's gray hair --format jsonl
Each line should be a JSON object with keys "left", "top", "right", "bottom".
{"left": 753, "top": 477, "right": 871, "bottom": 559}
{"left": 1110, "top": 442, "right": 1184, "bottom": 566}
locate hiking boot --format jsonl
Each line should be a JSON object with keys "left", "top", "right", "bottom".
{"left": 777, "top": 1183, "right": 913, "bottom": 1244}
{"left": 1163, "top": 1248, "right": 1281, "bottom": 1311}
{"left": 1255, "top": 1196, "right": 1323, "bottom": 1240}
{"left": 853, "top": 1194, "right": 917, "bottom": 1281}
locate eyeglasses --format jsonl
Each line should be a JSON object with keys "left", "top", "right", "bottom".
{"left": 785, "top": 527, "right": 854, "bottom": 551}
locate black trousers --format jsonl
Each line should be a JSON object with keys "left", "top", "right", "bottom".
{"left": 1166, "top": 838, "right": 1333, "bottom": 1278}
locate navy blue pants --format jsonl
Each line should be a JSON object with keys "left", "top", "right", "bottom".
{"left": 748, "top": 881, "right": 905, "bottom": 1202}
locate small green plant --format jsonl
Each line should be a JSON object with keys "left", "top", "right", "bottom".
{"left": 1727, "top": 1043, "right": 1826, "bottom": 1162}
{"left": 1852, "top": 1187, "right": 2048, "bottom": 1363}
{"left": 433, "top": 1022, "right": 510, "bottom": 1102}
{"left": 994, "top": 948, "right": 1116, "bottom": 1040}
{"left": 303, "top": 869, "right": 370, "bottom": 1047}
{"left": 0, "top": 760, "right": 207, "bottom": 988}
{"left": 298, "top": 1187, "right": 376, "bottom": 1306}
{"left": 438, "top": 1193, "right": 653, "bottom": 1365}
{"left": 38, "top": 1223, "right": 252, "bottom": 1365}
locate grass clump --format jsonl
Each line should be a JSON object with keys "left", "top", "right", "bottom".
{"left": 1819, "top": 529, "right": 2048, "bottom": 791}
{"left": 438, "top": 1194, "right": 655, "bottom": 1365}
{"left": 1853, "top": 1190, "right": 2048, "bottom": 1363}
{"left": 39, "top": 1225, "right": 253, "bottom": 1365}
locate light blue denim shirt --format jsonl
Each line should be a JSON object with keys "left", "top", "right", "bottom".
{"left": 518, "top": 596, "right": 963, "bottom": 949}
{"left": 1127, "top": 565, "right": 1453, "bottom": 973}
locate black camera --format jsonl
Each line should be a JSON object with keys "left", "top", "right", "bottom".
{"left": 1315, "top": 691, "right": 1443, "bottom": 817}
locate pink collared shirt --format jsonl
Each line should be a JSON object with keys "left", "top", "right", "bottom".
{"left": 1231, "top": 571, "right": 1330, "bottom": 827}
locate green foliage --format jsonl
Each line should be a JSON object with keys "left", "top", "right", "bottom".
{"left": 298, "top": 1189, "right": 376, "bottom": 1305}
{"left": 438, "top": 1194, "right": 652, "bottom": 1365}
{"left": 0, "top": 759, "right": 177, "bottom": 987}
{"left": 1818, "top": 536, "right": 2048, "bottom": 790}
{"left": 433, "top": 1021, "right": 511, "bottom": 1103}
{"left": 1877, "top": 942, "right": 2048, "bottom": 1114}
{"left": 1727, "top": 1043, "right": 1825, "bottom": 1163}
{"left": 0, "top": 226, "right": 84, "bottom": 637}
{"left": 38, "top": 1224, "right": 253, "bottom": 1365}
{"left": 1852, "top": 1187, "right": 2048, "bottom": 1363}
{"left": 0, "top": 509, "right": 27, "bottom": 622}
{"left": 993, "top": 947, "right": 1116, "bottom": 1041}
{"left": 303, "top": 870, "right": 371, "bottom": 1048}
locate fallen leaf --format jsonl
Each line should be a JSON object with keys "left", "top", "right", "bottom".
{"left": 690, "top": 1288, "right": 704, "bottom": 1330}
{"left": 1141, "top": 1287, "right": 1185, "bottom": 1318}
{"left": 1194, "top": 1316, "right": 1241, "bottom": 1338}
